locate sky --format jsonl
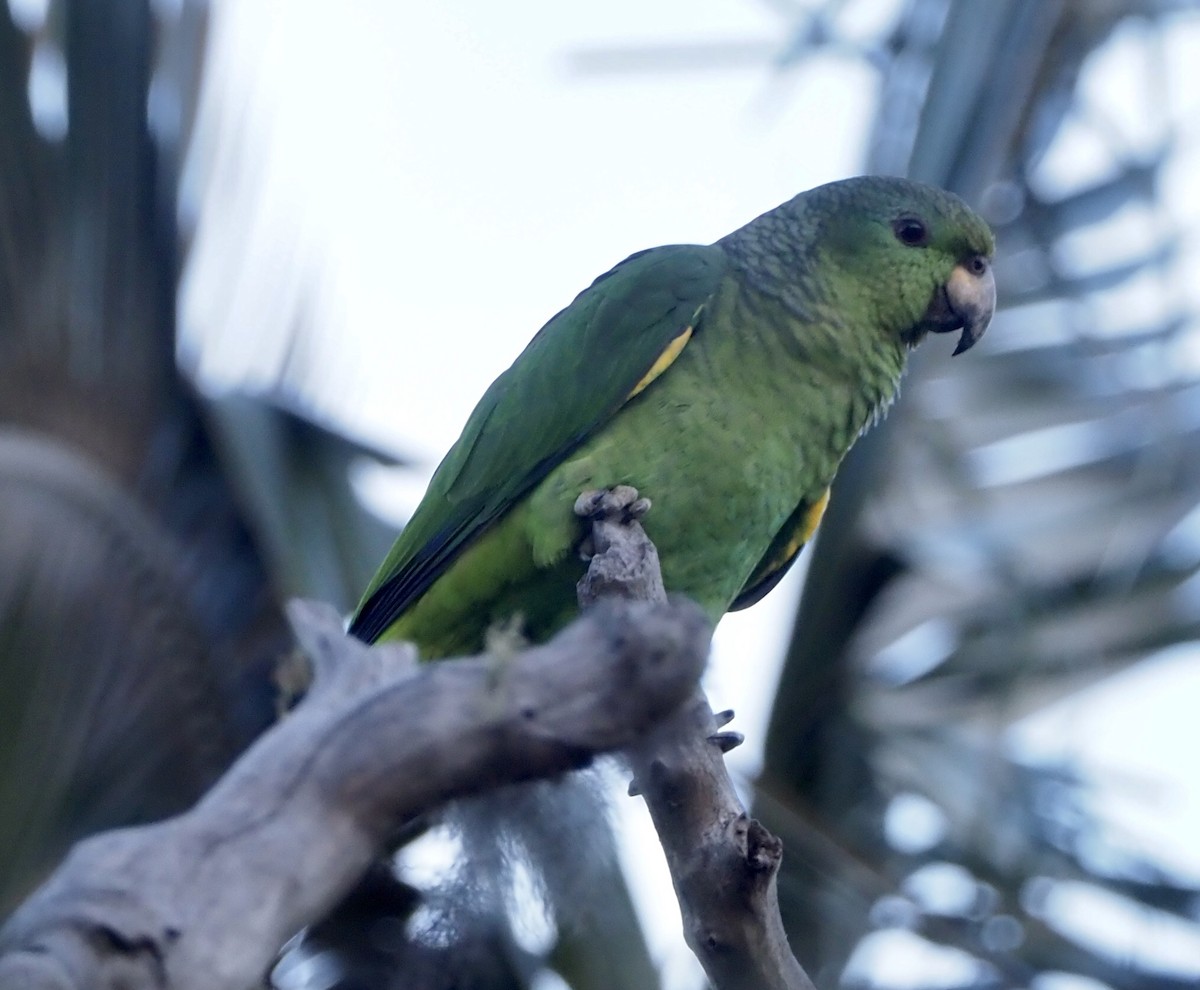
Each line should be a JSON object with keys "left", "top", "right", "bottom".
{"left": 174, "top": 2, "right": 1200, "bottom": 988}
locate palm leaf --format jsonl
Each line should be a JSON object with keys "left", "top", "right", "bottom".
{"left": 761, "top": 1, "right": 1200, "bottom": 984}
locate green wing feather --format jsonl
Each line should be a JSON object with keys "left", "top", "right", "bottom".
{"left": 350, "top": 244, "right": 728, "bottom": 643}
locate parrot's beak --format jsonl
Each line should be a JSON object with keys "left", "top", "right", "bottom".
{"left": 923, "top": 258, "right": 996, "bottom": 355}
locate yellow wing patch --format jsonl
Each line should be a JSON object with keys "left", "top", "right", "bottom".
{"left": 794, "top": 487, "right": 831, "bottom": 552}
{"left": 729, "top": 487, "right": 832, "bottom": 612}
{"left": 768, "top": 487, "right": 831, "bottom": 571}
{"left": 626, "top": 326, "right": 693, "bottom": 401}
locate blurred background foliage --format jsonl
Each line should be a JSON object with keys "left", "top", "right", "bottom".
{"left": 0, "top": 0, "right": 395, "bottom": 919}
{"left": 2, "top": 1, "right": 1200, "bottom": 989}
{"left": 759, "top": 3, "right": 1200, "bottom": 988}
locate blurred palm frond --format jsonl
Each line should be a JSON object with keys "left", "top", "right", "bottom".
{"left": 760, "top": 1, "right": 1200, "bottom": 986}
{"left": 0, "top": 0, "right": 396, "bottom": 916}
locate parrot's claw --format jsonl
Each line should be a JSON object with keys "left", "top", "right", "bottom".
{"left": 709, "top": 731, "right": 744, "bottom": 753}
{"left": 575, "top": 486, "right": 652, "bottom": 560}
{"left": 627, "top": 778, "right": 642, "bottom": 797}
{"left": 714, "top": 708, "right": 736, "bottom": 727}
{"left": 574, "top": 485, "right": 651, "bottom": 523}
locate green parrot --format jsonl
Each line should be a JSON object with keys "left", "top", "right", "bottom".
{"left": 351, "top": 176, "right": 995, "bottom": 655}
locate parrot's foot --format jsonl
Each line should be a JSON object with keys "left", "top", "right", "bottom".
{"left": 574, "top": 485, "right": 651, "bottom": 522}
{"left": 709, "top": 730, "right": 744, "bottom": 753}
{"left": 626, "top": 710, "right": 741, "bottom": 797}
{"left": 574, "top": 486, "right": 651, "bottom": 561}
{"left": 709, "top": 709, "right": 742, "bottom": 751}
{"left": 575, "top": 484, "right": 667, "bottom": 608}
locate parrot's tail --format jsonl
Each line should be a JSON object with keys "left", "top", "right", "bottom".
{"left": 305, "top": 769, "right": 656, "bottom": 987}
{"left": 438, "top": 770, "right": 617, "bottom": 934}
{"left": 401, "top": 766, "right": 659, "bottom": 984}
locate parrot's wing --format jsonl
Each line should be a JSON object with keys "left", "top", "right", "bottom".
{"left": 351, "top": 244, "right": 728, "bottom": 642}
{"left": 729, "top": 488, "right": 830, "bottom": 611}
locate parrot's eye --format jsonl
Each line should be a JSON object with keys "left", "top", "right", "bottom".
{"left": 967, "top": 254, "right": 989, "bottom": 276}
{"left": 892, "top": 216, "right": 929, "bottom": 247}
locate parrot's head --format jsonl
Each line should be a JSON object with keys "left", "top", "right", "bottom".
{"left": 803, "top": 176, "right": 997, "bottom": 355}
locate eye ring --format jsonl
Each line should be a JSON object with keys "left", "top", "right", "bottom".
{"left": 892, "top": 216, "right": 929, "bottom": 247}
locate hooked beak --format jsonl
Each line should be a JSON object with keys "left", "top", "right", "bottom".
{"left": 923, "top": 258, "right": 996, "bottom": 356}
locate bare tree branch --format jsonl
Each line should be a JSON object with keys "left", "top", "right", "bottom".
{"left": 577, "top": 486, "right": 816, "bottom": 990}
{"left": 0, "top": 595, "right": 709, "bottom": 990}
{"left": 0, "top": 485, "right": 814, "bottom": 990}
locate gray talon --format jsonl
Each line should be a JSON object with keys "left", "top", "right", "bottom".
{"left": 628, "top": 497, "right": 652, "bottom": 520}
{"left": 709, "top": 731, "right": 744, "bottom": 753}
{"left": 609, "top": 484, "right": 639, "bottom": 505}
{"left": 575, "top": 486, "right": 650, "bottom": 523}
{"left": 574, "top": 490, "right": 607, "bottom": 518}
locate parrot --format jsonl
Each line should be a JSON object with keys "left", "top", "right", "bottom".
{"left": 350, "top": 176, "right": 995, "bottom": 655}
